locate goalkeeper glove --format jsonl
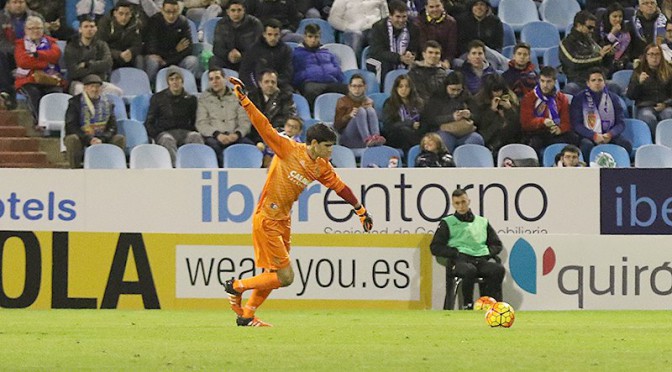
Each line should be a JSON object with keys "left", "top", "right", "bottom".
{"left": 228, "top": 76, "right": 250, "bottom": 106}
{"left": 355, "top": 205, "right": 373, "bottom": 232}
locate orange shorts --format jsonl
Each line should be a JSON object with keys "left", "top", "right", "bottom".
{"left": 252, "top": 213, "right": 291, "bottom": 270}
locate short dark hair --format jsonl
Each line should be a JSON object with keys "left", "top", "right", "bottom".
{"left": 388, "top": 0, "right": 408, "bottom": 15}
{"left": 586, "top": 67, "right": 605, "bottom": 80}
{"left": 513, "top": 42, "right": 531, "bottom": 55}
{"left": 264, "top": 18, "right": 282, "bottom": 30}
{"left": 163, "top": 0, "right": 179, "bottom": 6}
{"left": 452, "top": 188, "right": 468, "bottom": 198}
{"left": 424, "top": 40, "right": 442, "bottom": 52}
{"left": 307, "top": 123, "right": 337, "bottom": 143}
{"left": 304, "top": 23, "right": 321, "bottom": 35}
{"left": 444, "top": 70, "right": 464, "bottom": 87}
{"left": 467, "top": 39, "right": 486, "bottom": 53}
{"left": 259, "top": 68, "right": 278, "bottom": 79}
{"left": 227, "top": 0, "right": 245, "bottom": 9}
{"left": 208, "top": 67, "right": 224, "bottom": 76}
{"left": 560, "top": 144, "right": 581, "bottom": 157}
{"left": 573, "top": 10, "right": 596, "bottom": 27}
{"left": 349, "top": 73, "right": 366, "bottom": 85}
{"left": 539, "top": 66, "right": 557, "bottom": 80}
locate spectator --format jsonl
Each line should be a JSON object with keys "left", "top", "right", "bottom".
{"left": 143, "top": 0, "right": 201, "bottom": 84}
{"left": 247, "top": 0, "right": 302, "bottom": 43}
{"left": 520, "top": 66, "right": 579, "bottom": 155}
{"left": 570, "top": 67, "right": 632, "bottom": 161}
{"left": 333, "top": 73, "right": 386, "bottom": 148}
{"left": 554, "top": 144, "right": 586, "bottom": 167}
{"left": 627, "top": 43, "right": 672, "bottom": 136}
{"left": 25, "top": 0, "right": 76, "bottom": 40}
{"left": 196, "top": 68, "right": 253, "bottom": 167}
{"left": 456, "top": 0, "right": 502, "bottom": 55}
{"left": 64, "top": 16, "right": 122, "bottom": 96}
{"left": 328, "top": 0, "right": 388, "bottom": 58}
{"left": 472, "top": 74, "right": 521, "bottom": 154}
{"left": 586, "top": 0, "right": 637, "bottom": 12}
{"left": 595, "top": 3, "right": 634, "bottom": 75}
{"left": 145, "top": 66, "right": 203, "bottom": 165}
{"left": 97, "top": 0, "right": 143, "bottom": 70}
{"left": 239, "top": 18, "right": 294, "bottom": 90}
{"left": 14, "top": 16, "right": 64, "bottom": 121}
{"left": 64, "top": 74, "right": 126, "bottom": 169}
{"left": 407, "top": 40, "right": 448, "bottom": 102}
{"left": 661, "top": 20, "right": 672, "bottom": 62}
{"left": 430, "top": 187, "right": 505, "bottom": 310}
{"left": 502, "top": 43, "right": 538, "bottom": 100}
{"left": 210, "top": 0, "right": 263, "bottom": 71}
{"left": 292, "top": 23, "right": 347, "bottom": 107}
{"left": 367, "top": 0, "right": 420, "bottom": 86}
{"left": 414, "top": 0, "right": 456, "bottom": 67}
{"left": 662, "top": 0, "right": 672, "bottom": 21}
{"left": 444, "top": 0, "right": 468, "bottom": 18}
{"left": 414, "top": 132, "right": 455, "bottom": 167}
{"left": 631, "top": 0, "right": 667, "bottom": 58}
{"left": 460, "top": 40, "right": 495, "bottom": 95}
{"left": 381, "top": 74, "right": 423, "bottom": 153}
{"left": 420, "top": 70, "right": 483, "bottom": 153}
{"left": 560, "top": 11, "right": 614, "bottom": 95}
{"left": 260, "top": 116, "right": 303, "bottom": 167}
{"left": 248, "top": 69, "right": 297, "bottom": 142}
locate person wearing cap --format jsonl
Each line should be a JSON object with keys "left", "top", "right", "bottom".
{"left": 97, "top": 0, "right": 143, "bottom": 69}
{"left": 64, "top": 15, "right": 123, "bottom": 96}
{"left": 145, "top": 65, "right": 203, "bottom": 165}
{"left": 64, "top": 74, "right": 126, "bottom": 168}
{"left": 456, "top": 0, "right": 503, "bottom": 55}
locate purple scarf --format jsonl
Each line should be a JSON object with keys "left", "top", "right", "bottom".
{"left": 387, "top": 18, "right": 410, "bottom": 69}
{"left": 582, "top": 89, "right": 615, "bottom": 134}
{"left": 533, "top": 85, "right": 560, "bottom": 124}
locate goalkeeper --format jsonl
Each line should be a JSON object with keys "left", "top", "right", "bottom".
{"left": 224, "top": 77, "right": 374, "bottom": 327}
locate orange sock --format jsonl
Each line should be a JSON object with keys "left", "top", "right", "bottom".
{"left": 234, "top": 271, "right": 281, "bottom": 292}
{"left": 242, "top": 289, "right": 272, "bottom": 318}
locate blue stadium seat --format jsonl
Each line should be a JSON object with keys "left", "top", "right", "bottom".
{"left": 540, "top": 0, "right": 582, "bottom": 32}
{"left": 314, "top": 93, "right": 344, "bottom": 122}
{"left": 202, "top": 17, "right": 222, "bottom": 44}
{"left": 223, "top": 144, "right": 263, "bottom": 168}
{"left": 176, "top": 143, "right": 219, "bottom": 168}
{"left": 187, "top": 19, "right": 199, "bottom": 44}
{"left": 360, "top": 145, "right": 401, "bottom": 168}
{"left": 110, "top": 67, "right": 152, "bottom": 105}
{"left": 369, "top": 92, "right": 389, "bottom": 124}
{"left": 502, "top": 22, "right": 516, "bottom": 49}
{"left": 130, "top": 94, "right": 151, "bottom": 122}
{"left": 106, "top": 94, "right": 128, "bottom": 120}
{"left": 293, "top": 93, "right": 312, "bottom": 121}
{"left": 324, "top": 43, "right": 358, "bottom": 71}
{"left": 497, "top": 143, "right": 539, "bottom": 167}
{"left": 330, "top": 145, "right": 357, "bottom": 168}
{"left": 655, "top": 119, "right": 672, "bottom": 148}
{"left": 300, "top": 118, "right": 321, "bottom": 142}
{"left": 623, "top": 118, "right": 653, "bottom": 157}
{"left": 634, "top": 144, "right": 672, "bottom": 168}
{"left": 498, "top": 0, "right": 539, "bottom": 32}
{"left": 297, "top": 18, "right": 336, "bottom": 44}
{"left": 453, "top": 144, "right": 494, "bottom": 167}
{"left": 38, "top": 93, "right": 71, "bottom": 131}
{"left": 116, "top": 119, "right": 149, "bottom": 154}
{"left": 360, "top": 46, "right": 370, "bottom": 70}
{"left": 589, "top": 144, "right": 631, "bottom": 168}
{"left": 84, "top": 144, "right": 127, "bottom": 169}
{"left": 406, "top": 144, "right": 421, "bottom": 168}
{"left": 130, "top": 144, "right": 173, "bottom": 169}
{"left": 520, "top": 21, "right": 562, "bottom": 56}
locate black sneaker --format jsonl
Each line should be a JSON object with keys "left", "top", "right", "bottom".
{"left": 462, "top": 302, "right": 474, "bottom": 310}
{"left": 236, "top": 316, "right": 272, "bottom": 327}
{"left": 224, "top": 278, "right": 243, "bottom": 316}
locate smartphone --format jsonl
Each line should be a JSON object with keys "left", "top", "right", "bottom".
{"left": 612, "top": 41, "right": 621, "bottom": 48}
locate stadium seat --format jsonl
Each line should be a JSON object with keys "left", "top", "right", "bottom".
{"left": 155, "top": 66, "right": 199, "bottom": 95}
{"left": 187, "top": 19, "right": 199, "bottom": 44}
{"left": 438, "top": 255, "right": 498, "bottom": 310}
{"left": 497, "top": 144, "right": 539, "bottom": 167}
{"left": 623, "top": 118, "right": 653, "bottom": 157}
{"left": 344, "top": 69, "right": 379, "bottom": 95}
{"left": 116, "top": 119, "right": 149, "bottom": 154}
{"left": 502, "top": 22, "right": 516, "bottom": 49}
{"left": 105, "top": 94, "right": 128, "bottom": 120}
{"left": 130, "top": 144, "right": 173, "bottom": 169}
{"left": 200, "top": 68, "right": 238, "bottom": 92}
{"left": 293, "top": 93, "right": 312, "bottom": 121}
{"left": 130, "top": 94, "right": 151, "bottom": 122}
{"left": 38, "top": 92, "right": 71, "bottom": 131}
{"left": 497, "top": 0, "right": 539, "bottom": 32}
{"left": 611, "top": 69, "right": 633, "bottom": 95}
{"left": 324, "top": 43, "right": 358, "bottom": 72}
{"left": 655, "top": 119, "right": 672, "bottom": 148}
{"left": 406, "top": 144, "right": 421, "bottom": 168}
{"left": 634, "top": 144, "right": 672, "bottom": 168}
{"left": 383, "top": 69, "right": 409, "bottom": 95}
{"left": 360, "top": 46, "right": 370, "bottom": 70}
{"left": 176, "top": 143, "right": 218, "bottom": 168}
{"left": 83, "top": 144, "right": 127, "bottom": 169}
{"left": 300, "top": 118, "right": 321, "bottom": 142}
{"left": 65, "top": 0, "right": 114, "bottom": 29}
{"left": 223, "top": 143, "right": 263, "bottom": 168}
{"left": 539, "top": 0, "right": 582, "bottom": 32}
{"left": 520, "top": 21, "right": 561, "bottom": 56}
{"left": 297, "top": 18, "right": 336, "bottom": 44}
{"left": 360, "top": 145, "right": 401, "bottom": 168}
{"left": 453, "top": 144, "right": 494, "bottom": 167}
{"left": 202, "top": 17, "right": 222, "bottom": 44}
{"left": 369, "top": 92, "right": 389, "bottom": 123}
{"left": 314, "top": 93, "right": 344, "bottom": 123}
{"left": 286, "top": 41, "right": 299, "bottom": 50}
{"left": 56, "top": 40, "right": 68, "bottom": 78}
{"left": 110, "top": 67, "right": 152, "bottom": 105}
{"left": 589, "top": 144, "right": 631, "bottom": 168}
{"left": 330, "top": 145, "right": 357, "bottom": 168}
{"left": 541, "top": 143, "right": 584, "bottom": 167}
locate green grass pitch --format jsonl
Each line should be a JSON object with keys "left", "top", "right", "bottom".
{"left": 1, "top": 309, "right": 670, "bottom": 370}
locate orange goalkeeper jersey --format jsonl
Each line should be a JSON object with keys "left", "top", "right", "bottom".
{"left": 243, "top": 100, "right": 347, "bottom": 220}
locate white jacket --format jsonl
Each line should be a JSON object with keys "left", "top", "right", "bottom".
{"left": 328, "top": 0, "right": 389, "bottom": 33}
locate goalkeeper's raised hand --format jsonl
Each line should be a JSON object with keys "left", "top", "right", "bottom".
{"left": 228, "top": 76, "right": 250, "bottom": 105}
{"left": 355, "top": 205, "right": 373, "bottom": 232}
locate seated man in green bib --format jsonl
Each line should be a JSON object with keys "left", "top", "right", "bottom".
{"left": 430, "top": 187, "right": 505, "bottom": 309}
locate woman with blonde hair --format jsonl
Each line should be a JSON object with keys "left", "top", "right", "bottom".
{"left": 414, "top": 132, "right": 455, "bottom": 167}
{"left": 627, "top": 43, "right": 672, "bottom": 136}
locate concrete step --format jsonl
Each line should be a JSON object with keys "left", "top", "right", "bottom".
{"left": 0, "top": 110, "right": 40, "bottom": 136}
{"left": 0, "top": 162, "right": 53, "bottom": 168}
{"left": 0, "top": 126, "right": 27, "bottom": 137}
{"left": 0, "top": 137, "right": 40, "bottom": 151}
{"left": 0, "top": 151, "right": 48, "bottom": 165}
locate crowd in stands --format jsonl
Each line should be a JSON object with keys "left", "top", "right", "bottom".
{"left": 3, "top": 0, "right": 672, "bottom": 168}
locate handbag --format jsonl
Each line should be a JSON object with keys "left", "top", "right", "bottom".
{"left": 439, "top": 119, "right": 476, "bottom": 137}
{"left": 32, "top": 70, "right": 62, "bottom": 86}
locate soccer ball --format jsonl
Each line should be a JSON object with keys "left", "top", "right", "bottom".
{"left": 484, "top": 302, "right": 515, "bottom": 328}
{"left": 474, "top": 296, "right": 497, "bottom": 311}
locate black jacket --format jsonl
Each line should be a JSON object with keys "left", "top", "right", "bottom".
{"left": 456, "top": 9, "right": 503, "bottom": 54}
{"left": 239, "top": 38, "right": 294, "bottom": 89}
{"left": 65, "top": 94, "right": 117, "bottom": 146}
{"left": 97, "top": 14, "right": 143, "bottom": 69}
{"left": 420, "top": 91, "right": 472, "bottom": 134}
{"left": 145, "top": 89, "right": 198, "bottom": 140}
{"left": 368, "top": 18, "right": 421, "bottom": 67}
{"left": 471, "top": 95, "right": 520, "bottom": 153}
{"left": 64, "top": 37, "right": 113, "bottom": 81}
{"left": 627, "top": 70, "right": 672, "bottom": 108}
{"left": 429, "top": 210, "right": 503, "bottom": 259}
{"left": 144, "top": 13, "right": 193, "bottom": 66}
{"left": 248, "top": 87, "right": 297, "bottom": 142}
{"left": 211, "top": 14, "right": 263, "bottom": 70}
{"left": 247, "top": 0, "right": 300, "bottom": 31}
{"left": 414, "top": 150, "right": 455, "bottom": 168}
{"left": 560, "top": 29, "right": 606, "bottom": 85}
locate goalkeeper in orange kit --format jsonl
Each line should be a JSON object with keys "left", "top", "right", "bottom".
{"left": 224, "top": 76, "right": 374, "bottom": 327}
